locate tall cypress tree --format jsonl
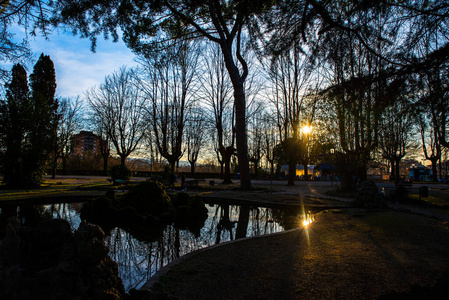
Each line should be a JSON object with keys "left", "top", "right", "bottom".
{"left": 0, "top": 54, "right": 58, "bottom": 188}
{"left": 0, "top": 63, "right": 30, "bottom": 187}
{"left": 23, "top": 53, "right": 58, "bottom": 186}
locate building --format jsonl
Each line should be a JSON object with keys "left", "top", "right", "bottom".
{"left": 280, "top": 165, "right": 315, "bottom": 179}
{"left": 72, "top": 131, "right": 104, "bottom": 158}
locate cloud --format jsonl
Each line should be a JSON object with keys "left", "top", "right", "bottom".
{"left": 29, "top": 31, "right": 138, "bottom": 98}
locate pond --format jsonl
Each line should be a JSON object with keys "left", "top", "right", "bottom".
{"left": 0, "top": 200, "right": 312, "bottom": 291}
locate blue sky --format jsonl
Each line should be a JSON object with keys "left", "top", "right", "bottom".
{"left": 14, "top": 28, "right": 138, "bottom": 98}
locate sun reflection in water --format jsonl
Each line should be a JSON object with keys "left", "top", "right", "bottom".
{"left": 302, "top": 213, "right": 314, "bottom": 227}
{"left": 301, "top": 206, "right": 314, "bottom": 246}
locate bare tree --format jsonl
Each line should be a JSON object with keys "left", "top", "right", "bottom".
{"left": 52, "top": 0, "right": 268, "bottom": 188}
{"left": 90, "top": 113, "right": 111, "bottom": 175}
{"left": 261, "top": 112, "right": 279, "bottom": 175}
{"left": 55, "top": 96, "right": 84, "bottom": 175}
{"left": 379, "top": 102, "right": 415, "bottom": 183}
{"left": 419, "top": 66, "right": 449, "bottom": 150}
{"left": 86, "top": 66, "right": 147, "bottom": 168}
{"left": 420, "top": 118, "right": 442, "bottom": 182}
{"left": 140, "top": 40, "right": 199, "bottom": 171}
{"left": 247, "top": 101, "right": 265, "bottom": 179}
{"left": 265, "top": 44, "right": 314, "bottom": 185}
{"left": 200, "top": 43, "right": 235, "bottom": 184}
{"left": 185, "top": 105, "right": 207, "bottom": 176}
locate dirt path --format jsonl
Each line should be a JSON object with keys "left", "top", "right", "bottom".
{"left": 143, "top": 209, "right": 449, "bottom": 299}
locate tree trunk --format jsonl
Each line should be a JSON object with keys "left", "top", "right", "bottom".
{"left": 62, "top": 155, "right": 67, "bottom": 175}
{"left": 431, "top": 158, "right": 438, "bottom": 182}
{"left": 389, "top": 159, "right": 395, "bottom": 181}
{"left": 51, "top": 152, "right": 57, "bottom": 179}
{"left": 103, "top": 155, "right": 108, "bottom": 176}
{"left": 169, "top": 158, "right": 176, "bottom": 172}
{"left": 221, "top": 43, "right": 251, "bottom": 189}
{"left": 190, "top": 162, "right": 195, "bottom": 176}
{"left": 253, "top": 159, "right": 259, "bottom": 179}
{"left": 395, "top": 158, "right": 401, "bottom": 184}
{"left": 234, "top": 83, "right": 251, "bottom": 189}
{"left": 221, "top": 146, "right": 234, "bottom": 184}
{"left": 120, "top": 154, "right": 127, "bottom": 168}
{"left": 222, "top": 152, "right": 233, "bottom": 184}
{"left": 304, "top": 159, "right": 309, "bottom": 181}
{"left": 287, "top": 162, "right": 296, "bottom": 186}
{"left": 356, "top": 165, "right": 368, "bottom": 187}
{"left": 269, "top": 159, "right": 274, "bottom": 175}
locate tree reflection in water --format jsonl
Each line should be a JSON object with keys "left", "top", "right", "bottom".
{"left": 0, "top": 202, "right": 304, "bottom": 291}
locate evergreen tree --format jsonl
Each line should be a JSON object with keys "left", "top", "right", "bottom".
{"left": 24, "top": 53, "right": 59, "bottom": 186}
{"left": 0, "top": 63, "right": 30, "bottom": 187}
{"left": 0, "top": 54, "right": 58, "bottom": 188}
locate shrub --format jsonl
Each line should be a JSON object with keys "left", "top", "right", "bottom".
{"left": 389, "top": 185, "right": 410, "bottom": 203}
{"left": 353, "top": 180, "right": 387, "bottom": 208}
{"left": 109, "top": 165, "right": 132, "bottom": 184}
{"left": 121, "top": 181, "right": 174, "bottom": 217}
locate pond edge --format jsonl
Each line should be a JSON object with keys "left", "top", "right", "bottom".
{"left": 139, "top": 226, "right": 305, "bottom": 291}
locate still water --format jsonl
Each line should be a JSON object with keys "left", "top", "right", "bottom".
{"left": 2, "top": 201, "right": 306, "bottom": 291}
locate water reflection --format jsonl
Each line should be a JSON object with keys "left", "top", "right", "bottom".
{"left": 0, "top": 201, "right": 309, "bottom": 291}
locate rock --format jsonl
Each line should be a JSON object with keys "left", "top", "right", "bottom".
{"left": 0, "top": 217, "right": 21, "bottom": 264}
{"left": 0, "top": 217, "right": 126, "bottom": 299}
{"left": 75, "top": 220, "right": 108, "bottom": 263}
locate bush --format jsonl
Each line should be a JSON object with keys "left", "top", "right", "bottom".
{"left": 353, "top": 180, "right": 387, "bottom": 209}
{"left": 389, "top": 185, "right": 410, "bottom": 203}
{"left": 121, "top": 181, "right": 174, "bottom": 217}
{"left": 109, "top": 165, "right": 132, "bottom": 184}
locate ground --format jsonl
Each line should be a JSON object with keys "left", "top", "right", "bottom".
{"left": 141, "top": 208, "right": 449, "bottom": 299}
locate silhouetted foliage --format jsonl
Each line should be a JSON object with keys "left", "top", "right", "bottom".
{"left": 0, "top": 63, "right": 30, "bottom": 187}
{"left": 109, "top": 164, "right": 132, "bottom": 184}
{"left": 353, "top": 180, "right": 387, "bottom": 209}
{"left": 0, "top": 54, "right": 58, "bottom": 188}
{"left": 274, "top": 137, "right": 306, "bottom": 185}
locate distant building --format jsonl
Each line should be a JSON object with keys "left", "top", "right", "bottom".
{"left": 280, "top": 165, "right": 315, "bottom": 178}
{"left": 72, "top": 131, "right": 103, "bottom": 157}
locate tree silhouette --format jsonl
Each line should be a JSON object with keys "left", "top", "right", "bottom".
{"left": 27, "top": 53, "right": 58, "bottom": 185}
{"left": 0, "top": 54, "right": 58, "bottom": 187}
{"left": 87, "top": 67, "right": 147, "bottom": 168}
{"left": 140, "top": 40, "right": 199, "bottom": 172}
{"left": 0, "top": 63, "right": 30, "bottom": 187}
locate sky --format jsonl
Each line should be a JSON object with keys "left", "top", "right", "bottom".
{"left": 12, "top": 27, "right": 139, "bottom": 98}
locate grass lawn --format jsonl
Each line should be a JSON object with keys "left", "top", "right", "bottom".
{"left": 0, "top": 177, "right": 122, "bottom": 202}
